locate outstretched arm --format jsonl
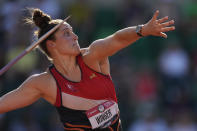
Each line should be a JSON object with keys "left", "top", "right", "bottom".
{"left": 0, "top": 75, "right": 43, "bottom": 114}
{"left": 88, "top": 10, "right": 175, "bottom": 60}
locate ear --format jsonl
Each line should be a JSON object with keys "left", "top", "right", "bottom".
{"left": 46, "top": 40, "right": 56, "bottom": 47}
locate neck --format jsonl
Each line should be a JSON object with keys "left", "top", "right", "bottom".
{"left": 52, "top": 54, "right": 78, "bottom": 75}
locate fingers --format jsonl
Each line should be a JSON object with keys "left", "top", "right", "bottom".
{"left": 151, "top": 10, "right": 159, "bottom": 21}
{"left": 157, "top": 24, "right": 175, "bottom": 38}
{"left": 148, "top": 10, "right": 175, "bottom": 38}
{"left": 160, "top": 20, "right": 175, "bottom": 27}
{"left": 161, "top": 26, "right": 175, "bottom": 32}
{"left": 157, "top": 16, "right": 168, "bottom": 23}
{"left": 159, "top": 32, "right": 167, "bottom": 38}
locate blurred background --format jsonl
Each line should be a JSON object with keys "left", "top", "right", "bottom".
{"left": 0, "top": 0, "right": 197, "bottom": 130}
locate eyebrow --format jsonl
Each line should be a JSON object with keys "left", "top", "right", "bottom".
{"left": 61, "top": 26, "right": 73, "bottom": 32}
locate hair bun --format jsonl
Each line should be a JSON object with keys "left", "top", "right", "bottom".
{"left": 32, "top": 9, "right": 51, "bottom": 29}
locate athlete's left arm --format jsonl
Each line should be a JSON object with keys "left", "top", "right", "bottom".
{"left": 88, "top": 10, "right": 175, "bottom": 60}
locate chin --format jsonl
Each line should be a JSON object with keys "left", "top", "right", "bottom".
{"left": 76, "top": 46, "right": 81, "bottom": 52}
{"left": 74, "top": 49, "right": 81, "bottom": 56}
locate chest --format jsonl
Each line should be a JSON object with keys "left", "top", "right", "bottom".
{"left": 60, "top": 70, "right": 115, "bottom": 100}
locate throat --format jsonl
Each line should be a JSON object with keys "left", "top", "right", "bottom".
{"left": 65, "top": 68, "right": 82, "bottom": 82}
{"left": 57, "top": 65, "right": 82, "bottom": 82}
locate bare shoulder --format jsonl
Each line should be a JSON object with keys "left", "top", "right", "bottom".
{"left": 80, "top": 41, "right": 103, "bottom": 58}
{"left": 80, "top": 43, "right": 109, "bottom": 61}
{"left": 80, "top": 48, "right": 89, "bottom": 55}
{"left": 27, "top": 72, "right": 49, "bottom": 84}
{"left": 80, "top": 47, "right": 94, "bottom": 62}
{"left": 80, "top": 47, "right": 110, "bottom": 75}
{"left": 25, "top": 72, "right": 55, "bottom": 92}
{"left": 80, "top": 47, "right": 109, "bottom": 63}
{"left": 80, "top": 47, "right": 95, "bottom": 63}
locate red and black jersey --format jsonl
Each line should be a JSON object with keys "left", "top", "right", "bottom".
{"left": 49, "top": 54, "right": 122, "bottom": 131}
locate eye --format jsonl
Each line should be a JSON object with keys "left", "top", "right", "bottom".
{"left": 64, "top": 31, "right": 70, "bottom": 36}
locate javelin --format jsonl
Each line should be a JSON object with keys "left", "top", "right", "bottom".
{"left": 0, "top": 16, "right": 71, "bottom": 76}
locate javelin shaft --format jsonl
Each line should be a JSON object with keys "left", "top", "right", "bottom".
{"left": 0, "top": 16, "right": 70, "bottom": 76}
{"left": 0, "top": 50, "right": 27, "bottom": 76}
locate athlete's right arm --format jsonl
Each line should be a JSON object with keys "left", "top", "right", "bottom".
{"left": 0, "top": 75, "right": 43, "bottom": 114}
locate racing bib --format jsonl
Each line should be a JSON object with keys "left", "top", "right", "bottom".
{"left": 86, "top": 101, "right": 119, "bottom": 129}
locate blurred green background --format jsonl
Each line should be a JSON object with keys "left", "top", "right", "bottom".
{"left": 0, "top": 0, "right": 197, "bottom": 130}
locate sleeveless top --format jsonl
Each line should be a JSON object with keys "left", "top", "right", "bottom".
{"left": 49, "top": 54, "right": 122, "bottom": 131}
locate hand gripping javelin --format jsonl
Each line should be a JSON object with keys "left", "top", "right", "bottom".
{"left": 0, "top": 16, "right": 71, "bottom": 76}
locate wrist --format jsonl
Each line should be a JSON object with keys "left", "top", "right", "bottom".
{"left": 141, "top": 24, "right": 148, "bottom": 37}
{"left": 136, "top": 25, "right": 144, "bottom": 37}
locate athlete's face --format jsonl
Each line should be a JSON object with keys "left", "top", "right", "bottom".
{"left": 51, "top": 22, "right": 80, "bottom": 56}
